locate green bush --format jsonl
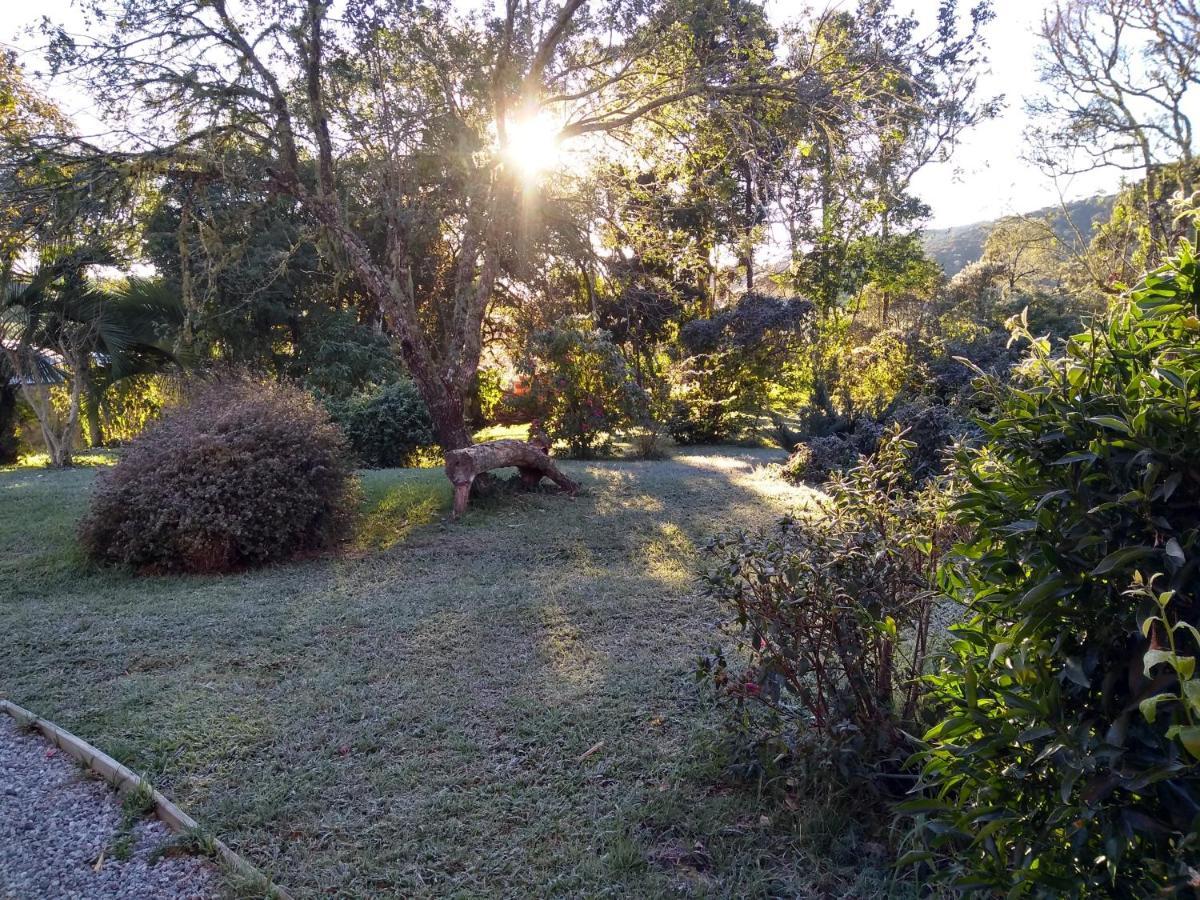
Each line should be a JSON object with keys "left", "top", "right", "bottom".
{"left": 79, "top": 377, "right": 357, "bottom": 573}
{"left": 701, "top": 432, "right": 952, "bottom": 789}
{"left": 780, "top": 429, "right": 878, "bottom": 483}
{"left": 473, "top": 368, "right": 505, "bottom": 425}
{"left": 779, "top": 402, "right": 967, "bottom": 486}
{"left": 666, "top": 397, "right": 727, "bottom": 445}
{"left": 673, "top": 294, "right": 813, "bottom": 444}
{"left": 905, "top": 245, "right": 1200, "bottom": 894}
{"left": 891, "top": 398, "right": 971, "bottom": 480}
{"left": 525, "top": 324, "right": 647, "bottom": 458}
{"left": 331, "top": 379, "right": 435, "bottom": 468}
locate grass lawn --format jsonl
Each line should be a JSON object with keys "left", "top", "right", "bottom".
{"left": 1, "top": 449, "right": 897, "bottom": 898}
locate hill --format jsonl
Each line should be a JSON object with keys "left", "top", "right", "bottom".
{"left": 923, "top": 194, "right": 1116, "bottom": 276}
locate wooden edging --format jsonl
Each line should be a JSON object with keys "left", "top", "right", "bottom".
{"left": 1, "top": 699, "right": 292, "bottom": 900}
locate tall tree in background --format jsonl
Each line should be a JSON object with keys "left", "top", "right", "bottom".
{"left": 782, "top": 1, "right": 994, "bottom": 311}
{"left": 776, "top": 1, "right": 994, "bottom": 423}
{"left": 1030, "top": 0, "right": 1198, "bottom": 255}
{"left": 40, "top": 0, "right": 847, "bottom": 451}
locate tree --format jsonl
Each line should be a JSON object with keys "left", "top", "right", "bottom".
{"left": 142, "top": 156, "right": 399, "bottom": 397}
{"left": 777, "top": 1, "right": 995, "bottom": 424}
{"left": 981, "top": 215, "right": 1068, "bottom": 298}
{"left": 2, "top": 253, "right": 180, "bottom": 466}
{"left": 1030, "top": 0, "right": 1199, "bottom": 255}
{"left": 40, "top": 0, "right": 848, "bottom": 452}
{"left": 0, "top": 55, "right": 75, "bottom": 462}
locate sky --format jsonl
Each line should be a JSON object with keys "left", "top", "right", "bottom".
{"left": 1, "top": 0, "right": 1123, "bottom": 230}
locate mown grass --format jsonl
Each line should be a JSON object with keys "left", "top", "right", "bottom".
{"left": 1, "top": 448, "right": 902, "bottom": 898}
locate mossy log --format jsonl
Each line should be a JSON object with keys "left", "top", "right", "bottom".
{"left": 444, "top": 439, "right": 579, "bottom": 516}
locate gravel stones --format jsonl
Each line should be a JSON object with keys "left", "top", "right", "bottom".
{"left": 0, "top": 715, "right": 219, "bottom": 899}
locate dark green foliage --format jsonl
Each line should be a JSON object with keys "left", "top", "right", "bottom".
{"left": 700, "top": 432, "right": 950, "bottom": 789}
{"left": 906, "top": 244, "right": 1200, "bottom": 894}
{"left": 0, "top": 386, "right": 18, "bottom": 464}
{"left": 891, "top": 398, "right": 971, "bottom": 480}
{"left": 779, "top": 432, "right": 868, "bottom": 483}
{"left": 781, "top": 399, "right": 968, "bottom": 486}
{"left": 678, "top": 294, "right": 813, "bottom": 355}
{"left": 293, "top": 307, "right": 400, "bottom": 402}
{"left": 673, "top": 293, "right": 813, "bottom": 444}
{"left": 330, "top": 380, "right": 435, "bottom": 469}
{"left": 79, "top": 377, "right": 357, "bottom": 573}
{"left": 526, "top": 324, "right": 648, "bottom": 458}
{"left": 666, "top": 399, "right": 727, "bottom": 446}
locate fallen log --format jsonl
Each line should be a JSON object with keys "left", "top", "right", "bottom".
{"left": 444, "top": 438, "right": 579, "bottom": 517}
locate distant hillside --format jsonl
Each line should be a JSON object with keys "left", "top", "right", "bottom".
{"left": 923, "top": 194, "right": 1116, "bottom": 277}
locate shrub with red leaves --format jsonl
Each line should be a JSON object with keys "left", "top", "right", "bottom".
{"left": 79, "top": 376, "right": 357, "bottom": 573}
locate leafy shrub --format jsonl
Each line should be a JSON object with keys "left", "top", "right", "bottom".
{"left": 473, "top": 368, "right": 505, "bottom": 425}
{"left": 525, "top": 324, "right": 647, "bottom": 458}
{"left": 79, "top": 377, "right": 357, "bottom": 573}
{"left": 844, "top": 331, "right": 924, "bottom": 419}
{"left": 627, "top": 377, "right": 671, "bottom": 460}
{"left": 890, "top": 398, "right": 971, "bottom": 480}
{"left": 701, "top": 432, "right": 952, "bottom": 789}
{"left": 780, "top": 424, "right": 881, "bottom": 484}
{"left": 91, "top": 374, "right": 177, "bottom": 446}
{"left": 666, "top": 397, "right": 727, "bottom": 445}
{"left": 780, "top": 399, "right": 967, "bottom": 486}
{"left": 330, "top": 379, "right": 435, "bottom": 468}
{"left": 905, "top": 246, "right": 1200, "bottom": 894}
{"left": 292, "top": 307, "right": 400, "bottom": 401}
{"left": 673, "top": 294, "right": 813, "bottom": 443}
{"left": 779, "top": 434, "right": 859, "bottom": 483}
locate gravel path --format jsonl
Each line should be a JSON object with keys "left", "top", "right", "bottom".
{"left": 0, "top": 715, "right": 219, "bottom": 899}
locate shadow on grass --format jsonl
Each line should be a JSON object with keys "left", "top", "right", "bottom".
{"left": 0, "top": 446, "right": 862, "bottom": 896}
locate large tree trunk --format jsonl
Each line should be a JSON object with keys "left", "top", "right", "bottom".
{"left": 422, "top": 379, "right": 475, "bottom": 452}
{"left": 83, "top": 375, "right": 104, "bottom": 448}
{"left": 444, "top": 439, "right": 579, "bottom": 517}
{"left": 0, "top": 385, "right": 18, "bottom": 465}
{"left": 297, "top": 188, "right": 483, "bottom": 454}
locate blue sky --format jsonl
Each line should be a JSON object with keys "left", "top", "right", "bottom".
{"left": 2, "top": 0, "right": 1122, "bottom": 228}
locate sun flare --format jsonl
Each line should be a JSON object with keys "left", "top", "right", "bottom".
{"left": 503, "top": 110, "right": 562, "bottom": 179}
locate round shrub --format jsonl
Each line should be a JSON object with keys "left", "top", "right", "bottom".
{"left": 330, "top": 379, "right": 435, "bottom": 468}
{"left": 781, "top": 425, "right": 879, "bottom": 483}
{"left": 79, "top": 377, "right": 357, "bottom": 573}
{"left": 666, "top": 398, "right": 727, "bottom": 445}
{"left": 525, "top": 324, "right": 647, "bottom": 458}
{"left": 780, "top": 435, "right": 856, "bottom": 483}
{"left": 891, "top": 398, "right": 971, "bottom": 480}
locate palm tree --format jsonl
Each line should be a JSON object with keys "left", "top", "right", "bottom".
{"left": 1, "top": 251, "right": 182, "bottom": 466}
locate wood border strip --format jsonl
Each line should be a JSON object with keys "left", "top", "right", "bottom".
{"left": 1, "top": 699, "right": 292, "bottom": 900}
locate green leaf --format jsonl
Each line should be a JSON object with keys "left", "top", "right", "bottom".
{"left": 1144, "top": 649, "right": 1196, "bottom": 679}
{"left": 1139, "top": 694, "right": 1172, "bottom": 724}
{"left": 1018, "top": 576, "right": 1064, "bottom": 607}
{"left": 1063, "top": 657, "right": 1090, "bottom": 688}
{"left": 894, "top": 850, "right": 934, "bottom": 868}
{"left": 989, "top": 641, "right": 1012, "bottom": 666}
{"left": 1166, "top": 725, "right": 1200, "bottom": 760}
{"left": 1086, "top": 415, "right": 1133, "bottom": 435}
{"left": 1090, "top": 547, "right": 1154, "bottom": 575}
